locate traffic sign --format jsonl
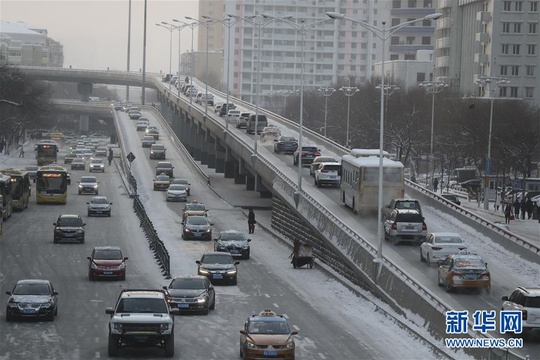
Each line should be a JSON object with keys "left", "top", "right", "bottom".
{"left": 126, "top": 152, "right": 136, "bottom": 163}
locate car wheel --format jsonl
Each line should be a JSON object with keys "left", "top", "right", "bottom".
{"left": 80, "top": 237, "right": 85, "bottom": 244}
{"left": 6, "top": 309, "right": 14, "bottom": 322}
{"left": 107, "top": 212, "right": 111, "bottom": 217}
{"left": 209, "top": 297, "right": 215, "bottom": 310}
{"left": 244, "top": 252, "right": 250, "bottom": 260}
{"left": 88, "top": 211, "right": 92, "bottom": 217}
{"left": 202, "top": 307, "right": 209, "bottom": 315}
{"left": 46, "top": 310, "right": 54, "bottom": 322}
{"left": 78, "top": 191, "right": 81, "bottom": 195}
{"left": 163, "top": 333, "right": 175, "bottom": 358}
{"left": 420, "top": 250, "right": 425, "bottom": 262}
{"left": 54, "top": 307, "right": 58, "bottom": 316}
{"left": 231, "top": 278, "right": 238, "bottom": 286}
{"left": 53, "top": 237, "right": 59, "bottom": 244}
{"left": 485, "top": 286, "right": 491, "bottom": 294}
{"left": 89, "top": 272, "right": 94, "bottom": 281}
{"left": 437, "top": 274, "right": 443, "bottom": 287}
{"left": 108, "top": 334, "right": 120, "bottom": 357}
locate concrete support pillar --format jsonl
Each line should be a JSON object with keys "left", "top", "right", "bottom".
{"left": 77, "top": 82, "right": 93, "bottom": 101}
{"left": 193, "top": 123, "right": 203, "bottom": 161}
{"left": 246, "top": 173, "right": 255, "bottom": 191}
{"left": 206, "top": 134, "right": 216, "bottom": 169}
{"left": 215, "top": 141, "right": 225, "bottom": 174}
{"left": 79, "top": 115, "right": 89, "bottom": 134}
{"left": 255, "top": 174, "right": 272, "bottom": 198}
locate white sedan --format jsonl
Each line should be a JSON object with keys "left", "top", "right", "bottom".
{"left": 420, "top": 232, "right": 467, "bottom": 266}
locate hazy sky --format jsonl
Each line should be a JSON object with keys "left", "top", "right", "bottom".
{"left": 1, "top": 0, "right": 201, "bottom": 73}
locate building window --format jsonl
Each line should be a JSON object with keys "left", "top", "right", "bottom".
{"left": 422, "top": 36, "right": 431, "bottom": 45}
{"left": 531, "top": 1, "right": 538, "bottom": 12}
{"left": 525, "top": 87, "right": 534, "bottom": 97}
{"left": 405, "top": 54, "right": 416, "bottom": 60}
{"left": 514, "top": 23, "right": 521, "bottom": 33}
{"left": 390, "top": 54, "right": 399, "bottom": 60}
{"left": 352, "top": 43, "right": 358, "bottom": 49}
{"left": 515, "top": 1, "right": 523, "bottom": 11}
{"left": 511, "top": 65, "right": 519, "bottom": 76}
{"left": 423, "top": 0, "right": 432, "bottom": 8}
{"left": 499, "top": 87, "right": 508, "bottom": 97}
{"left": 510, "top": 87, "right": 519, "bottom": 97}
{"left": 392, "top": 0, "right": 401, "bottom": 8}
{"left": 528, "top": 44, "right": 537, "bottom": 55}
{"left": 526, "top": 65, "right": 535, "bottom": 76}
{"left": 503, "top": 1, "right": 511, "bottom": 11}
{"left": 338, "top": 54, "right": 345, "bottom": 59}
{"left": 408, "top": 0, "right": 417, "bottom": 7}
{"left": 417, "top": 72, "right": 426, "bottom": 82}
{"left": 422, "top": 19, "right": 431, "bottom": 26}
{"left": 502, "top": 23, "right": 510, "bottom": 33}
{"left": 502, "top": 44, "right": 509, "bottom": 54}
{"left": 512, "top": 44, "right": 520, "bottom": 54}
{"left": 360, "top": 43, "right": 366, "bottom": 49}
{"left": 500, "top": 65, "right": 508, "bottom": 75}
{"left": 529, "top": 23, "right": 538, "bottom": 34}
{"left": 350, "top": 65, "right": 356, "bottom": 71}
{"left": 406, "top": 36, "right": 415, "bottom": 44}
{"left": 391, "top": 36, "right": 400, "bottom": 45}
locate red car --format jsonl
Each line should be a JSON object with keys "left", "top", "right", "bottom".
{"left": 87, "top": 246, "right": 128, "bottom": 281}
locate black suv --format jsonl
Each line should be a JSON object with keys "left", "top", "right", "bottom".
{"left": 293, "top": 146, "right": 321, "bottom": 166}
{"left": 53, "top": 214, "right": 86, "bottom": 244}
{"left": 196, "top": 252, "right": 239, "bottom": 285}
{"left": 162, "top": 275, "right": 216, "bottom": 315}
{"left": 219, "top": 103, "right": 236, "bottom": 117}
{"left": 155, "top": 161, "right": 174, "bottom": 178}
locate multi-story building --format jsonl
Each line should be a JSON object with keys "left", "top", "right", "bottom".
{"left": 197, "top": 0, "right": 225, "bottom": 53}
{"left": 195, "top": 0, "right": 437, "bottom": 110}
{"left": 434, "top": 0, "right": 539, "bottom": 105}
{"left": 0, "top": 21, "right": 63, "bottom": 67}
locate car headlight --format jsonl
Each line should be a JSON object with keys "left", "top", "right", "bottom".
{"left": 76, "top": 229, "right": 84, "bottom": 233}
{"left": 115, "top": 263, "right": 126, "bottom": 270}
{"left": 226, "top": 269, "right": 237, "bottom": 274}
{"left": 93, "top": 185, "right": 98, "bottom": 188}
{"left": 242, "top": 244, "right": 250, "bottom": 249}
{"left": 285, "top": 341, "right": 295, "bottom": 349}
{"left": 113, "top": 323, "right": 123, "bottom": 332}
{"left": 196, "top": 296, "right": 207, "bottom": 304}
{"left": 160, "top": 323, "right": 170, "bottom": 333}
{"left": 78, "top": 184, "right": 83, "bottom": 188}
{"left": 41, "top": 301, "right": 53, "bottom": 308}
{"left": 7, "top": 301, "right": 18, "bottom": 308}
{"left": 205, "top": 228, "right": 211, "bottom": 233}
{"left": 246, "top": 341, "right": 257, "bottom": 349}
{"left": 91, "top": 262, "right": 99, "bottom": 269}
{"left": 199, "top": 268, "right": 209, "bottom": 275}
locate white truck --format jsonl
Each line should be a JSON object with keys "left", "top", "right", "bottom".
{"left": 105, "top": 289, "right": 180, "bottom": 357}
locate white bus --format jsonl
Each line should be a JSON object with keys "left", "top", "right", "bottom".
{"left": 340, "top": 150, "right": 404, "bottom": 214}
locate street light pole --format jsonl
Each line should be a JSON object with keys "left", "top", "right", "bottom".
{"left": 339, "top": 86, "right": 359, "bottom": 148}
{"left": 173, "top": 19, "right": 199, "bottom": 107}
{"left": 261, "top": 15, "right": 331, "bottom": 207}
{"left": 156, "top": 23, "right": 174, "bottom": 90}
{"left": 475, "top": 75, "right": 510, "bottom": 210}
{"left": 327, "top": 11, "right": 442, "bottom": 269}
{"left": 419, "top": 80, "right": 448, "bottom": 188}
{"left": 318, "top": 87, "right": 336, "bottom": 138}
{"left": 126, "top": 0, "right": 132, "bottom": 101}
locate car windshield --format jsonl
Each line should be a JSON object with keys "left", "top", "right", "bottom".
{"left": 454, "top": 257, "right": 486, "bottom": 269}
{"left": 174, "top": 179, "right": 188, "bottom": 184}
{"left": 302, "top": 147, "right": 318, "bottom": 152}
{"left": 248, "top": 320, "right": 290, "bottom": 334}
{"left": 158, "top": 163, "right": 172, "bottom": 169}
{"left": 13, "top": 283, "right": 51, "bottom": 296}
{"left": 81, "top": 177, "right": 96, "bottom": 184}
{"left": 187, "top": 217, "right": 208, "bottom": 225}
{"left": 91, "top": 159, "right": 103, "bottom": 164}
{"left": 186, "top": 204, "right": 205, "bottom": 211}
{"left": 116, "top": 298, "right": 168, "bottom": 314}
{"left": 94, "top": 249, "right": 122, "bottom": 260}
{"left": 57, "top": 217, "right": 83, "bottom": 227}
{"left": 202, "top": 254, "right": 232, "bottom": 264}
{"left": 152, "top": 145, "right": 165, "bottom": 150}
{"left": 169, "top": 185, "right": 185, "bottom": 191}
{"left": 169, "top": 278, "right": 205, "bottom": 290}
{"left": 396, "top": 202, "right": 420, "bottom": 210}
{"left": 25, "top": 166, "right": 38, "bottom": 171}
{"left": 321, "top": 165, "right": 341, "bottom": 172}
{"left": 220, "top": 232, "right": 246, "bottom": 241}
{"left": 434, "top": 235, "right": 463, "bottom": 244}
{"left": 91, "top": 197, "right": 109, "bottom": 204}
{"left": 524, "top": 297, "right": 540, "bottom": 308}
{"left": 143, "top": 136, "right": 154, "bottom": 141}
{"left": 156, "top": 175, "right": 170, "bottom": 181}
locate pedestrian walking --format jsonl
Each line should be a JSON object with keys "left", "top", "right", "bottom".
{"left": 19, "top": 145, "right": 24, "bottom": 158}
{"left": 108, "top": 148, "right": 113, "bottom": 166}
{"left": 504, "top": 204, "right": 512, "bottom": 224}
{"left": 248, "top": 208, "right": 256, "bottom": 234}
{"left": 433, "top": 178, "right": 439, "bottom": 192}
{"left": 513, "top": 199, "right": 521, "bottom": 219}
{"left": 526, "top": 198, "right": 534, "bottom": 219}
{"left": 521, "top": 198, "right": 527, "bottom": 219}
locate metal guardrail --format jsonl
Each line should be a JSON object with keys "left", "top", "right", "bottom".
{"left": 111, "top": 105, "right": 170, "bottom": 278}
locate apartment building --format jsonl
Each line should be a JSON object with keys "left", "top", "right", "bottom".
{"left": 0, "top": 21, "right": 63, "bottom": 67}
{"left": 434, "top": 0, "right": 539, "bottom": 105}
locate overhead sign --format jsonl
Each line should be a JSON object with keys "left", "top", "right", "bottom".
{"left": 126, "top": 152, "right": 136, "bottom": 163}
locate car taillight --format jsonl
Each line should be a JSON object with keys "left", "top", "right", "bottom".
{"left": 432, "top": 247, "right": 443, "bottom": 251}
{"left": 422, "top": 222, "right": 427, "bottom": 231}
{"left": 391, "top": 222, "right": 397, "bottom": 230}
{"left": 314, "top": 152, "right": 321, "bottom": 157}
{"left": 479, "top": 272, "right": 490, "bottom": 279}
{"left": 458, "top": 247, "right": 467, "bottom": 251}
{"left": 522, "top": 310, "right": 528, "bottom": 321}
{"left": 321, "top": 170, "right": 329, "bottom": 173}
{"left": 301, "top": 152, "right": 306, "bottom": 156}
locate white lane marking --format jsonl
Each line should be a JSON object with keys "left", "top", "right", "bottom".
{"left": 95, "top": 337, "right": 99, "bottom": 343}
{"left": 292, "top": 324, "right": 300, "bottom": 331}
{"left": 318, "top": 353, "right": 327, "bottom": 359}
{"left": 95, "top": 351, "right": 100, "bottom": 358}
{"left": 282, "top": 313, "right": 289, "bottom": 319}
{"left": 273, "top": 303, "right": 279, "bottom": 308}
{"left": 264, "top": 294, "right": 270, "bottom": 298}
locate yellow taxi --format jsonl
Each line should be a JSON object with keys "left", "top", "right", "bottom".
{"left": 153, "top": 174, "right": 171, "bottom": 191}
{"left": 182, "top": 200, "right": 207, "bottom": 222}
{"left": 437, "top": 251, "right": 491, "bottom": 293}
{"left": 239, "top": 309, "right": 298, "bottom": 360}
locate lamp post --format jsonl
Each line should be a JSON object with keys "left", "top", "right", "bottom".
{"left": 261, "top": 14, "right": 331, "bottom": 207}
{"left": 339, "top": 86, "right": 359, "bottom": 148}
{"left": 318, "top": 87, "right": 335, "bottom": 138}
{"left": 156, "top": 23, "right": 175, "bottom": 90}
{"left": 186, "top": 17, "right": 215, "bottom": 117}
{"left": 327, "top": 11, "right": 442, "bottom": 268}
{"left": 375, "top": 83, "right": 400, "bottom": 153}
{"left": 126, "top": 0, "right": 132, "bottom": 101}
{"left": 202, "top": 15, "right": 251, "bottom": 132}
{"left": 228, "top": 15, "right": 291, "bottom": 155}
{"left": 419, "top": 80, "right": 448, "bottom": 188}
{"left": 173, "top": 19, "right": 199, "bottom": 106}
{"left": 475, "top": 75, "right": 510, "bottom": 210}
